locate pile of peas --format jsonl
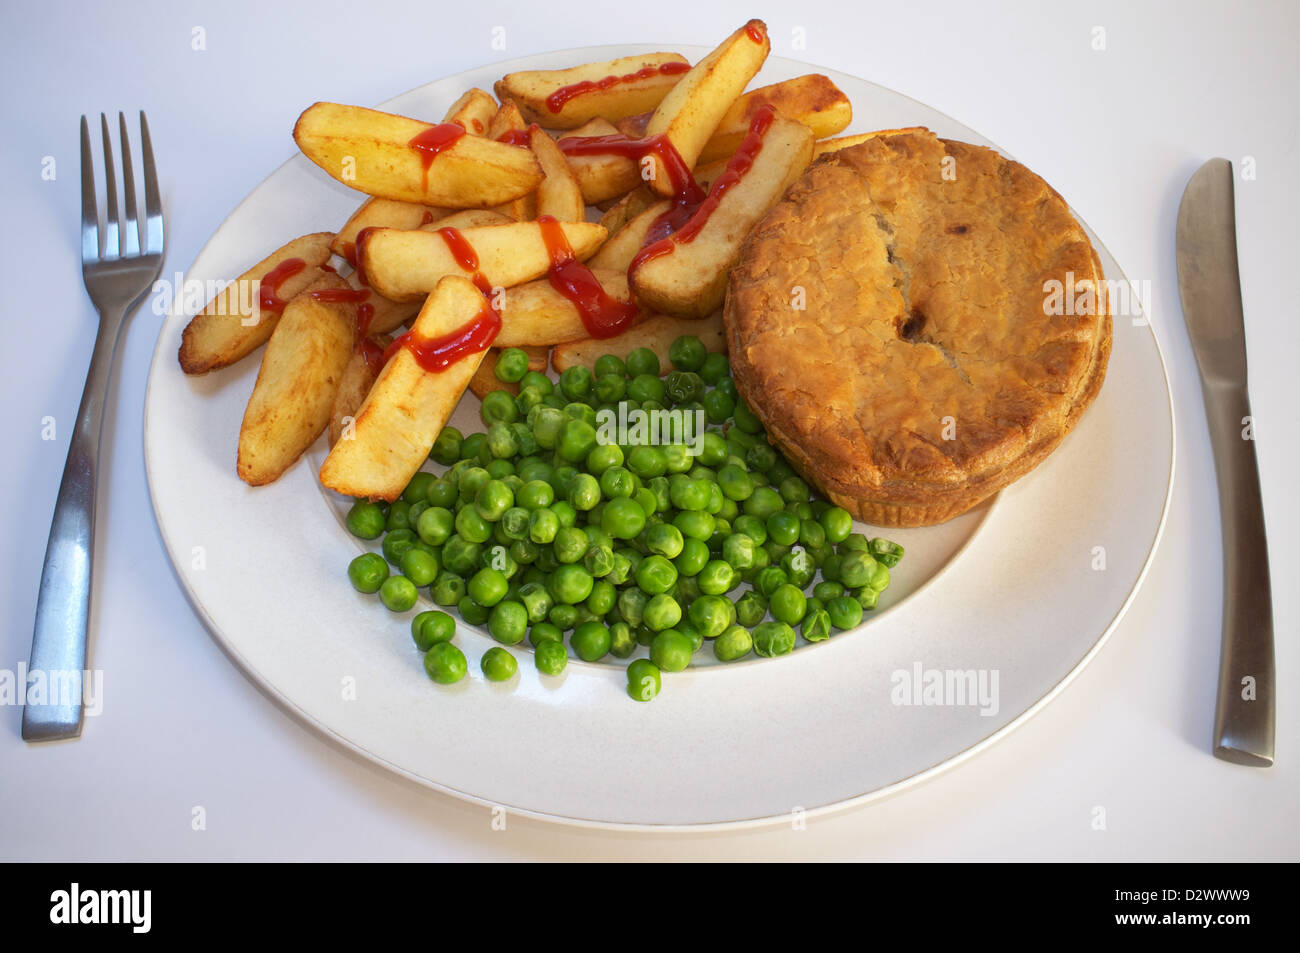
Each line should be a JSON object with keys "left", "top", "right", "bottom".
{"left": 344, "top": 335, "right": 904, "bottom": 702}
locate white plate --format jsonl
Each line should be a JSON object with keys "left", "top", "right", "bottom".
{"left": 144, "top": 46, "right": 1174, "bottom": 829}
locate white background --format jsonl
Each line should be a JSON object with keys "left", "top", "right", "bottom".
{"left": 1, "top": 0, "right": 1296, "bottom": 860}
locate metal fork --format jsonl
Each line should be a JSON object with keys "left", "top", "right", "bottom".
{"left": 22, "top": 113, "right": 164, "bottom": 741}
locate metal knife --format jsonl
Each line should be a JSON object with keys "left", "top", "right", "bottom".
{"left": 1175, "top": 158, "right": 1275, "bottom": 766}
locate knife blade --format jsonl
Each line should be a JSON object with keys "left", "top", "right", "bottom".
{"left": 1176, "top": 158, "right": 1275, "bottom": 767}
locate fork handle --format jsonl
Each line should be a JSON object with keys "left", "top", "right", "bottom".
{"left": 22, "top": 308, "right": 125, "bottom": 741}
{"left": 1203, "top": 379, "right": 1275, "bottom": 766}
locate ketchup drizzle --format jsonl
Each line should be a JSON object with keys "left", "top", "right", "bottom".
{"left": 258, "top": 258, "right": 307, "bottom": 315}
{"left": 537, "top": 215, "right": 637, "bottom": 339}
{"left": 546, "top": 61, "right": 690, "bottom": 114}
{"left": 381, "top": 227, "right": 502, "bottom": 372}
{"left": 407, "top": 123, "right": 467, "bottom": 193}
{"left": 558, "top": 132, "right": 705, "bottom": 206}
{"left": 630, "top": 104, "right": 777, "bottom": 272}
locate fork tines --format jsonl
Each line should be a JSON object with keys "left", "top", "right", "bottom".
{"left": 81, "top": 111, "right": 163, "bottom": 264}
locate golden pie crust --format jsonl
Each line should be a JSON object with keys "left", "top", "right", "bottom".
{"left": 724, "top": 129, "right": 1111, "bottom": 527}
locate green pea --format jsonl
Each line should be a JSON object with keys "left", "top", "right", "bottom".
{"left": 697, "top": 559, "right": 735, "bottom": 594}
{"left": 584, "top": 545, "right": 615, "bottom": 579}
{"left": 625, "top": 347, "right": 660, "bottom": 378}
{"left": 649, "top": 629, "right": 692, "bottom": 672}
{"left": 481, "top": 389, "right": 518, "bottom": 426}
{"left": 765, "top": 510, "right": 800, "bottom": 546}
{"left": 467, "top": 567, "right": 508, "bottom": 607}
{"left": 550, "top": 564, "right": 594, "bottom": 604}
{"left": 516, "top": 582, "right": 553, "bottom": 624}
{"left": 494, "top": 347, "right": 531, "bottom": 383}
{"left": 379, "top": 575, "right": 418, "bottom": 612}
{"left": 802, "top": 608, "right": 832, "bottom": 643}
{"left": 593, "top": 353, "right": 626, "bottom": 378}
{"left": 380, "top": 529, "right": 416, "bottom": 566}
{"left": 566, "top": 473, "right": 600, "bottom": 511}
{"left": 853, "top": 586, "right": 880, "bottom": 610}
{"left": 385, "top": 501, "right": 412, "bottom": 534}
{"left": 347, "top": 552, "right": 389, "bottom": 593}
{"left": 717, "top": 464, "right": 754, "bottom": 502}
{"left": 571, "top": 621, "right": 612, "bottom": 662}
{"left": 644, "top": 521, "right": 684, "bottom": 559}
{"left": 868, "top": 537, "right": 905, "bottom": 568}
{"left": 528, "top": 507, "right": 559, "bottom": 544}
{"left": 839, "top": 533, "right": 871, "bottom": 553}
{"left": 673, "top": 509, "right": 715, "bottom": 541}
{"left": 754, "top": 565, "right": 789, "bottom": 598}
{"left": 752, "top": 621, "right": 795, "bottom": 658}
{"left": 699, "top": 352, "right": 730, "bottom": 384}
{"left": 732, "top": 514, "right": 767, "bottom": 545}
{"left": 520, "top": 369, "right": 552, "bottom": 395}
{"left": 745, "top": 442, "right": 777, "bottom": 474}
{"left": 663, "top": 370, "right": 703, "bottom": 404}
{"left": 627, "top": 659, "right": 661, "bottom": 701}
{"left": 814, "top": 580, "right": 844, "bottom": 601}
{"left": 423, "top": 643, "right": 467, "bottom": 684}
{"left": 687, "top": 594, "right": 732, "bottom": 638}
{"left": 428, "top": 427, "right": 462, "bottom": 465}
{"left": 487, "top": 600, "right": 528, "bottom": 644}
{"left": 769, "top": 584, "right": 807, "bottom": 625}
{"left": 702, "top": 388, "right": 735, "bottom": 423}
{"left": 559, "top": 365, "right": 593, "bottom": 400}
{"left": 617, "top": 586, "right": 649, "bottom": 628}
{"left": 635, "top": 555, "right": 678, "bottom": 595}
{"left": 668, "top": 475, "right": 710, "bottom": 511}
{"left": 426, "top": 478, "right": 457, "bottom": 508}
{"left": 457, "top": 595, "right": 489, "bottom": 626}
{"left": 414, "top": 506, "right": 453, "bottom": 546}
{"left": 431, "top": 570, "right": 466, "bottom": 606}
{"left": 558, "top": 419, "right": 598, "bottom": 463}
{"left": 411, "top": 610, "right": 455, "bottom": 650}
{"left": 529, "top": 621, "right": 563, "bottom": 647}
{"left": 667, "top": 334, "right": 706, "bottom": 371}
{"left": 627, "top": 373, "right": 665, "bottom": 404}
{"left": 674, "top": 538, "right": 711, "bottom": 577}
{"left": 826, "top": 595, "right": 864, "bottom": 630}
{"left": 722, "top": 533, "right": 756, "bottom": 570}
{"left": 713, "top": 625, "right": 752, "bottom": 662}
{"left": 454, "top": 507, "right": 492, "bottom": 544}
{"left": 782, "top": 548, "right": 817, "bottom": 588}
{"left": 534, "top": 639, "right": 568, "bottom": 676}
{"left": 601, "top": 496, "right": 646, "bottom": 539}
{"left": 608, "top": 621, "right": 636, "bottom": 659}
{"left": 484, "top": 421, "right": 518, "bottom": 459}
{"left": 476, "top": 646, "right": 516, "bottom": 682}
{"left": 735, "top": 590, "right": 768, "bottom": 627}
{"left": 626, "top": 445, "right": 666, "bottom": 479}
{"left": 643, "top": 593, "right": 682, "bottom": 631}
{"left": 345, "top": 501, "right": 386, "bottom": 540}
{"left": 399, "top": 548, "right": 438, "bottom": 588}
{"left": 400, "top": 472, "right": 435, "bottom": 504}
{"left": 742, "top": 486, "right": 784, "bottom": 519}
{"left": 733, "top": 398, "right": 764, "bottom": 434}
{"left": 552, "top": 526, "right": 589, "bottom": 563}
{"left": 838, "top": 551, "right": 878, "bottom": 589}
{"left": 473, "top": 479, "right": 513, "bottom": 522}
{"left": 594, "top": 372, "right": 627, "bottom": 403}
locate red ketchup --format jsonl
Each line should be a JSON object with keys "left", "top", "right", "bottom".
{"left": 305, "top": 286, "right": 375, "bottom": 352}
{"left": 495, "top": 127, "right": 533, "bottom": 147}
{"left": 630, "top": 104, "right": 777, "bottom": 272}
{"left": 745, "top": 22, "right": 766, "bottom": 43}
{"left": 558, "top": 132, "right": 705, "bottom": 207}
{"left": 381, "top": 227, "right": 501, "bottom": 372}
{"left": 546, "top": 61, "right": 690, "bottom": 114}
{"left": 258, "top": 258, "right": 307, "bottom": 315}
{"left": 537, "top": 215, "right": 637, "bottom": 339}
{"left": 407, "top": 123, "right": 467, "bottom": 193}
{"left": 347, "top": 226, "right": 380, "bottom": 287}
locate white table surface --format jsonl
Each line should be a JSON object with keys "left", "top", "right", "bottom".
{"left": 1, "top": 0, "right": 1295, "bottom": 861}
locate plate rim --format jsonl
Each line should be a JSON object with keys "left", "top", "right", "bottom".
{"left": 143, "top": 43, "right": 1177, "bottom": 832}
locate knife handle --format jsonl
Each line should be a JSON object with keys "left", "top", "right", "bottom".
{"left": 1201, "top": 378, "right": 1274, "bottom": 766}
